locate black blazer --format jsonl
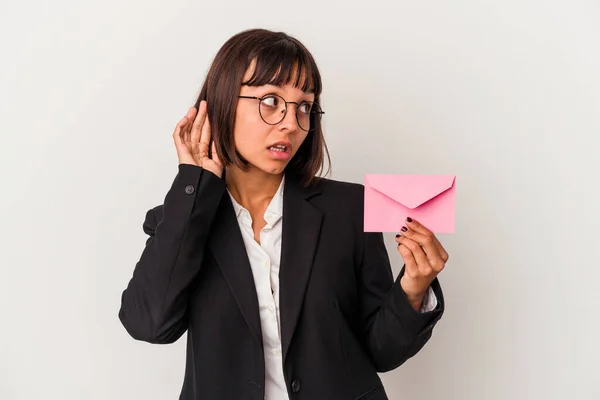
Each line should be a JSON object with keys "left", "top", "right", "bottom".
{"left": 118, "top": 164, "right": 444, "bottom": 400}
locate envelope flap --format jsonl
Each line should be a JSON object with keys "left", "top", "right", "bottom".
{"left": 365, "top": 174, "right": 456, "bottom": 209}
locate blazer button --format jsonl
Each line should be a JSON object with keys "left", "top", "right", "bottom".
{"left": 184, "top": 185, "right": 195, "bottom": 195}
{"left": 291, "top": 379, "right": 301, "bottom": 393}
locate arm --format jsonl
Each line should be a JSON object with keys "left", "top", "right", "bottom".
{"left": 358, "top": 230, "right": 445, "bottom": 372}
{"left": 118, "top": 164, "right": 225, "bottom": 344}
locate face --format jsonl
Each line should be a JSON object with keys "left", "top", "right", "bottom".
{"left": 233, "top": 67, "right": 314, "bottom": 176}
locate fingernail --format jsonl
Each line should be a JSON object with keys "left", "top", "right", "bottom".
{"left": 395, "top": 234, "right": 401, "bottom": 238}
{"left": 401, "top": 226, "right": 408, "bottom": 232}
{"left": 406, "top": 217, "right": 413, "bottom": 223}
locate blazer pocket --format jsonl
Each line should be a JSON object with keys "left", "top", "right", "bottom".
{"left": 353, "top": 384, "right": 386, "bottom": 400}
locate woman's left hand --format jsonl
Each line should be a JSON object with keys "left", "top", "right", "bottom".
{"left": 395, "top": 217, "right": 449, "bottom": 310}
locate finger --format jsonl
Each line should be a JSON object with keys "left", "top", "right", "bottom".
{"left": 396, "top": 236, "right": 432, "bottom": 276}
{"left": 404, "top": 217, "right": 430, "bottom": 235}
{"left": 432, "top": 235, "right": 449, "bottom": 262}
{"left": 211, "top": 141, "right": 222, "bottom": 167}
{"left": 405, "top": 217, "right": 448, "bottom": 262}
{"left": 180, "top": 107, "right": 197, "bottom": 145}
{"left": 399, "top": 228, "right": 446, "bottom": 273}
{"left": 173, "top": 115, "right": 190, "bottom": 147}
{"left": 397, "top": 242, "right": 419, "bottom": 279}
{"left": 399, "top": 225, "right": 442, "bottom": 262}
{"left": 191, "top": 101, "right": 207, "bottom": 145}
{"left": 200, "top": 109, "right": 212, "bottom": 154}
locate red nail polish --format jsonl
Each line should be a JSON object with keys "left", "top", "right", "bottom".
{"left": 401, "top": 226, "right": 408, "bottom": 232}
{"left": 407, "top": 217, "right": 413, "bottom": 223}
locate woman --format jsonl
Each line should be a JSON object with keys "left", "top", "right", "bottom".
{"left": 119, "top": 28, "right": 448, "bottom": 400}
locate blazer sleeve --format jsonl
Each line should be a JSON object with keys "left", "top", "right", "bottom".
{"left": 357, "top": 229, "right": 445, "bottom": 372}
{"left": 118, "top": 164, "right": 226, "bottom": 344}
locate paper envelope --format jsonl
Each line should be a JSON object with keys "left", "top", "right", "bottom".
{"left": 364, "top": 174, "right": 456, "bottom": 233}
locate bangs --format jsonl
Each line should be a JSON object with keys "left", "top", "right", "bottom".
{"left": 242, "top": 39, "right": 321, "bottom": 94}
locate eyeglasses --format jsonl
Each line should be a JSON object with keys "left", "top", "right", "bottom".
{"left": 238, "top": 94, "right": 324, "bottom": 132}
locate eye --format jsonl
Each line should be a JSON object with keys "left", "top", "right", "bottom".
{"left": 261, "top": 95, "right": 279, "bottom": 108}
{"left": 298, "top": 102, "right": 312, "bottom": 114}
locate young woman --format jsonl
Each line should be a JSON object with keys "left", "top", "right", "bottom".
{"left": 119, "top": 28, "right": 448, "bottom": 400}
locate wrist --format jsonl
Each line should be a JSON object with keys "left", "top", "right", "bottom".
{"left": 400, "top": 276, "right": 427, "bottom": 311}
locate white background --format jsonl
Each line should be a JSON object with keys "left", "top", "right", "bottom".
{"left": 1, "top": 1, "right": 599, "bottom": 399}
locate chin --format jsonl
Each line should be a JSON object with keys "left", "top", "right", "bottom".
{"left": 261, "top": 164, "right": 287, "bottom": 175}
{"left": 247, "top": 159, "right": 287, "bottom": 175}
{"left": 245, "top": 152, "right": 292, "bottom": 175}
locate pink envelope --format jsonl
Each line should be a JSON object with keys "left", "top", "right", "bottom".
{"left": 364, "top": 174, "right": 456, "bottom": 233}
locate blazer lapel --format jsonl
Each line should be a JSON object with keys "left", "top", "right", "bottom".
{"left": 207, "top": 173, "right": 324, "bottom": 361}
{"left": 280, "top": 174, "right": 323, "bottom": 362}
{"left": 208, "top": 193, "right": 263, "bottom": 348}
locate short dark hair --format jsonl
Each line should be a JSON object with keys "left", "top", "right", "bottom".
{"left": 193, "top": 28, "right": 331, "bottom": 188}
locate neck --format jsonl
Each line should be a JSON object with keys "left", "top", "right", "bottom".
{"left": 225, "top": 165, "right": 284, "bottom": 211}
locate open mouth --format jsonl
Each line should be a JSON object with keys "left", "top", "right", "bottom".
{"left": 268, "top": 144, "right": 289, "bottom": 152}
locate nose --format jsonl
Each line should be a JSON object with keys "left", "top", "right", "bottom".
{"left": 278, "top": 104, "right": 300, "bottom": 131}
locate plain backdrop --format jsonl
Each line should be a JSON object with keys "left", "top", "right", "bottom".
{"left": 1, "top": 1, "right": 599, "bottom": 399}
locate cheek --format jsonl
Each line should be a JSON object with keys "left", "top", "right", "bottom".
{"left": 234, "top": 109, "right": 264, "bottom": 148}
{"left": 236, "top": 105, "right": 263, "bottom": 127}
{"left": 233, "top": 119, "right": 270, "bottom": 155}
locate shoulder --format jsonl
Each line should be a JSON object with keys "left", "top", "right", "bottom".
{"left": 314, "top": 176, "right": 363, "bottom": 195}
{"left": 307, "top": 177, "right": 369, "bottom": 251}
{"left": 308, "top": 176, "right": 365, "bottom": 211}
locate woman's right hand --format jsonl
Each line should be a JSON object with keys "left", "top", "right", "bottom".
{"left": 173, "top": 100, "right": 224, "bottom": 178}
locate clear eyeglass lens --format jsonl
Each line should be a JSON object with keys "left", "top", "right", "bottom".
{"left": 259, "top": 95, "right": 322, "bottom": 131}
{"left": 259, "top": 95, "right": 286, "bottom": 125}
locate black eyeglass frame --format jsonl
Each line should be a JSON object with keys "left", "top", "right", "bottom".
{"left": 238, "top": 94, "right": 325, "bottom": 132}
